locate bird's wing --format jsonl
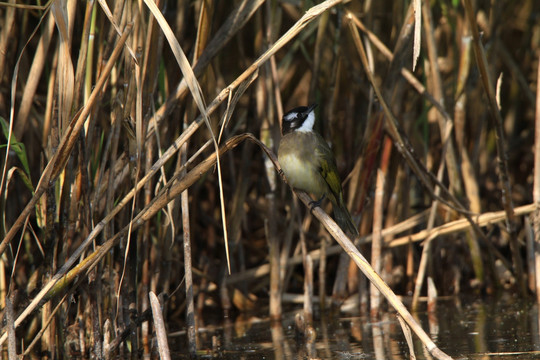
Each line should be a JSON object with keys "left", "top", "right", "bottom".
{"left": 315, "top": 134, "right": 343, "bottom": 201}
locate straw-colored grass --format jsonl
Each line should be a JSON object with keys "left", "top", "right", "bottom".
{"left": 0, "top": 0, "right": 538, "bottom": 358}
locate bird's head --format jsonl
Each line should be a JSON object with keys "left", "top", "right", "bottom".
{"left": 281, "top": 103, "right": 318, "bottom": 135}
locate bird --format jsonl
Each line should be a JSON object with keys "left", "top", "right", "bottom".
{"left": 278, "top": 104, "right": 358, "bottom": 236}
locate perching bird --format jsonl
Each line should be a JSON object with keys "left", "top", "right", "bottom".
{"left": 278, "top": 104, "right": 358, "bottom": 236}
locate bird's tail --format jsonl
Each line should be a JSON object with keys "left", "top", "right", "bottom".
{"left": 333, "top": 202, "right": 359, "bottom": 236}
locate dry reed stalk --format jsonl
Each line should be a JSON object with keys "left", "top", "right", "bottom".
{"left": 371, "top": 136, "right": 392, "bottom": 317}
{"left": 0, "top": 8, "right": 52, "bottom": 222}
{"left": 331, "top": 251, "right": 350, "bottom": 302}
{"left": 22, "top": 122, "right": 448, "bottom": 357}
{"left": 180, "top": 136, "right": 196, "bottom": 356}
{"left": 319, "top": 237, "right": 328, "bottom": 309}
{"left": 347, "top": 12, "right": 454, "bottom": 136}
{"left": 144, "top": 0, "right": 235, "bottom": 278}
{"left": 370, "top": 167, "right": 384, "bottom": 317}
{"left": 14, "top": 12, "right": 55, "bottom": 139}
{"left": 141, "top": 133, "right": 153, "bottom": 357}
{"left": 390, "top": 203, "right": 536, "bottom": 248}
{"left": 525, "top": 217, "right": 536, "bottom": 292}
{"left": 0, "top": 132, "right": 249, "bottom": 345}
{"left": 85, "top": 0, "right": 344, "bottom": 281}
{"left": 422, "top": 0, "right": 461, "bottom": 196}
{"left": 397, "top": 314, "right": 417, "bottom": 360}
{"left": 226, "top": 210, "right": 429, "bottom": 285}
{"left": 372, "top": 322, "right": 386, "bottom": 358}
{"left": 0, "top": 0, "right": 537, "bottom": 357}
{"left": 303, "top": 254, "right": 314, "bottom": 325}
{"left": 347, "top": 9, "right": 506, "bottom": 298}
{"left": 427, "top": 279, "right": 438, "bottom": 317}
{"left": 0, "top": 261, "right": 4, "bottom": 315}
{"left": 149, "top": 292, "right": 171, "bottom": 360}
{"left": 534, "top": 49, "right": 540, "bottom": 304}
{"left": 149, "top": 0, "right": 342, "bottom": 136}
{"left": 462, "top": 0, "right": 524, "bottom": 294}
{"left": 6, "top": 297, "right": 15, "bottom": 360}
{"left": 261, "top": 1, "right": 285, "bottom": 319}
{"left": 72, "top": 0, "right": 94, "bottom": 108}
{"left": 279, "top": 207, "right": 296, "bottom": 296}
{"left": 50, "top": 1, "right": 75, "bottom": 134}
{"left": 411, "top": 120, "right": 451, "bottom": 309}
{"left": 177, "top": 0, "right": 213, "bottom": 353}
{"left": 106, "top": 308, "right": 152, "bottom": 355}
{"left": 348, "top": 13, "right": 452, "bottom": 213}
{"left": 22, "top": 291, "right": 70, "bottom": 356}
{"left": 258, "top": 30, "right": 284, "bottom": 318}
{"left": 347, "top": 13, "right": 452, "bottom": 138}
{"left": 1, "top": 22, "right": 133, "bottom": 254}
{"left": 296, "top": 189, "right": 451, "bottom": 359}
{"left": 267, "top": 190, "right": 282, "bottom": 319}
{"left": 0, "top": 0, "right": 17, "bottom": 103}
{"left": 237, "top": 117, "right": 451, "bottom": 358}
{"left": 42, "top": 49, "right": 58, "bottom": 149}
{"left": 10, "top": 94, "right": 217, "bottom": 336}
{"left": 264, "top": 0, "right": 284, "bottom": 120}
{"left": 453, "top": 20, "right": 485, "bottom": 288}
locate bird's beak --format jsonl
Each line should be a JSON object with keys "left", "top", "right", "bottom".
{"left": 306, "top": 103, "right": 318, "bottom": 115}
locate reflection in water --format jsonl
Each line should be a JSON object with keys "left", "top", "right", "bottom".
{"left": 372, "top": 321, "right": 386, "bottom": 359}
{"left": 270, "top": 320, "right": 287, "bottom": 359}
{"left": 168, "top": 296, "right": 540, "bottom": 359}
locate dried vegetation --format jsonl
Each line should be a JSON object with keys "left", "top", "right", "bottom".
{"left": 0, "top": 0, "right": 539, "bottom": 358}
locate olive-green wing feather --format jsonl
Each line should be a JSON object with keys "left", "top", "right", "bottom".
{"left": 314, "top": 134, "right": 343, "bottom": 202}
{"left": 314, "top": 134, "right": 358, "bottom": 236}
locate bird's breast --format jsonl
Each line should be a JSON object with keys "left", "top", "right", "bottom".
{"left": 278, "top": 133, "right": 327, "bottom": 198}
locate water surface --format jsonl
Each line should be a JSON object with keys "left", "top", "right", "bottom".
{"left": 169, "top": 295, "right": 540, "bottom": 359}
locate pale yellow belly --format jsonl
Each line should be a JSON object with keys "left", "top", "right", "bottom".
{"left": 278, "top": 152, "right": 327, "bottom": 198}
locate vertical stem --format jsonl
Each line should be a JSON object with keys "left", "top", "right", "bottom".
{"left": 371, "top": 137, "right": 391, "bottom": 317}
{"left": 304, "top": 254, "right": 314, "bottom": 325}
{"left": 533, "top": 50, "right": 540, "bottom": 304}
{"left": 534, "top": 51, "right": 540, "bottom": 204}
{"left": 89, "top": 268, "right": 103, "bottom": 358}
{"left": 412, "top": 151, "right": 445, "bottom": 310}
{"left": 422, "top": 0, "right": 461, "bottom": 196}
{"left": 267, "top": 193, "right": 282, "bottom": 319}
{"left": 299, "top": 217, "right": 313, "bottom": 324}
{"left": 462, "top": 0, "right": 523, "bottom": 294}
{"left": 149, "top": 292, "right": 171, "bottom": 360}
{"left": 525, "top": 218, "right": 536, "bottom": 293}
{"left": 141, "top": 134, "right": 154, "bottom": 358}
{"left": 319, "top": 238, "right": 327, "bottom": 310}
{"left": 6, "top": 297, "right": 16, "bottom": 360}
{"left": 181, "top": 136, "right": 196, "bottom": 357}
{"left": 370, "top": 170, "right": 384, "bottom": 317}
{"left": 370, "top": 165, "right": 383, "bottom": 315}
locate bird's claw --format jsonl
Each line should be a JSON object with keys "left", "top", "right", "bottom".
{"left": 309, "top": 195, "right": 325, "bottom": 211}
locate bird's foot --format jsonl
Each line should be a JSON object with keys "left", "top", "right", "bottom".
{"left": 309, "top": 195, "right": 325, "bottom": 210}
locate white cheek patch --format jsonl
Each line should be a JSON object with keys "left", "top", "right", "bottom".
{"left": 283, "top": 112, "right": 296, "bottom": 122}
{"left": 296, "top": 110, "right": 315, "bottom": 132}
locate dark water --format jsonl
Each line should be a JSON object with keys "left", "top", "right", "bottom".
{"left": 169, "top": 295, "right": 540, "bottom": 359}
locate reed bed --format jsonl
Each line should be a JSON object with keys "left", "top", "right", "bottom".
{"left": 0, "top": 0, "right": 538, "bottom": 358}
